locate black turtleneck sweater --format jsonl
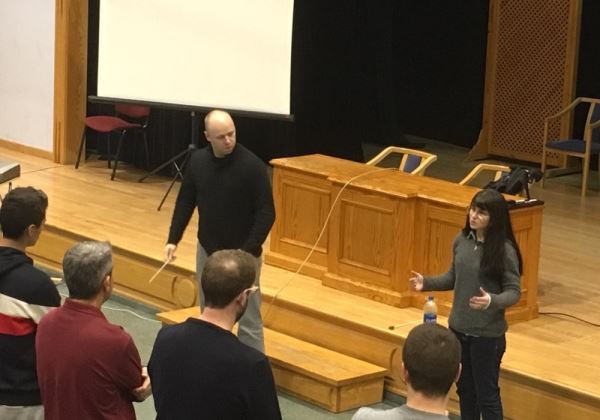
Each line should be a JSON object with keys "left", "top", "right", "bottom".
{"left": 167, "top": 144, "right": 275, "bottom": 257}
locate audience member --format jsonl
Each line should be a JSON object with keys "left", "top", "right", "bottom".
{"left": 149, "top": 249, "right": 281, "bottom": 420}
{"left": 0, "top": 187, "right": 60, "bottom": 420}
{"left": 353, "top": 323, "right": 461, "bottom": 420}
{"left": 36, "top": 241, "right": 150, "bottom": 420}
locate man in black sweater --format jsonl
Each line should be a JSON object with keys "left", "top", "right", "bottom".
{"left": 0, "top": 187, "right": 60, "bottom": 420}
{"left": 149, "top": 249, "right": 282, "bottom": 420}
{"left": 165, "top": 109, "right": 275, "bottom": 352}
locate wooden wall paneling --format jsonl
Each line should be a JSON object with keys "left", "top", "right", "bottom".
{"left": 477, "top": 0, "right": 582, "bottom": 164}
{"left": 54, "top": 0, "right": 88, "bottom": 164}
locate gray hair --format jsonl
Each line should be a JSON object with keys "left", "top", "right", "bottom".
{"left": 63, "top": 241, "right": 113, "bottom": 299}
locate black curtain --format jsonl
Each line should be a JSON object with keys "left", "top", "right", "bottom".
{"left": 393, "top": 1, "right": 489, "bottom": 148}
{"left": 572, "top": 0, "right": 600, "bottom": 169}
{"left": 86, "top": 1, "right": 492, "bottom": 169}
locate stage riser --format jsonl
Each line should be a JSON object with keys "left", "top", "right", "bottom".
{"left": 274, "top": 369, "right": 384, "bottom": 413}
{"left": 262, "top": 298, "right": 405, "bottom": 390}
{"left": 501, "top": 377, "right": 600, "bottom": 420}
{"left": 30, "top": 226, "right": 198, "bottom": 311}
{"left": 28, "top": 211, "right": 600, "bottom": 420}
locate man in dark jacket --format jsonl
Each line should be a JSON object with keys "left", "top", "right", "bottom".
{"left": 164, "top": 110, "right": 275, "bottom": 352}
{"left": 0, "top": 187, "right": 60, "bottom": 420}
{"left": 149, "top": 249, "right": 281, "bottom": 420}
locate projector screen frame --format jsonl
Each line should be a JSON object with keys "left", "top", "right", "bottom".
{"left": 93, "top": 0, "right": 294, "bottom": 121}
{"left": 88, "top": 96, "right": 294, "bottom": 122}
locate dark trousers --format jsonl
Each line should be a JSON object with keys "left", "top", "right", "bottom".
{"left": 452, "top": 330, "right": 506, "bottom": 420}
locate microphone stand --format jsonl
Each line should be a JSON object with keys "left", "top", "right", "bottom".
{"left": 139, "top": 111, "right": 200, "bottom": 211}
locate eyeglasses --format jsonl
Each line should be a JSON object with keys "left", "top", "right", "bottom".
{"left": 244, "top": 285, "right": 259, "bottom": 296}
{"left": 469, "top": 207, "right": 489, "bottom": 218}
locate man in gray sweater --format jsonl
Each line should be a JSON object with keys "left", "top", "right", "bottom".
{"left": 352, "top": 323, "right": 461, "bottom": 420}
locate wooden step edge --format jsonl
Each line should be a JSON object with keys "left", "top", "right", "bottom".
{"left": 501, "top": 364, "right": 600, "bottom": 408}
{"left": 156, "top": 307, "right": 198, "bottom": 324}
{"left": 154, "top": 309, "right": 388, "bottom": 388}
{"left": 261, "top": 291, "right": 431, "bottom": 342}
{"left": 264, "top": 328, "right": 387, "bottom": 387}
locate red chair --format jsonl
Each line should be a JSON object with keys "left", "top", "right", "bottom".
{"left": 75, "top": 104, "right": 151, "bottom": 180}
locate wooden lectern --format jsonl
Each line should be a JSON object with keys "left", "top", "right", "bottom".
{"left": 265, "top": 155, "right": 542, "bottom": 322}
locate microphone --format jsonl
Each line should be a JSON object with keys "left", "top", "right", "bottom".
{"left": 388, "top": 320, "right": 419, "bottom": 330}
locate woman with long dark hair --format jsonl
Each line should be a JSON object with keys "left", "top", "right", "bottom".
{"left": 410, "top": 189, "right": 522, "bottom": 420}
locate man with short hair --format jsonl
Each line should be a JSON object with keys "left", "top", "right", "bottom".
{"left": 36, "top": 241, "right": 151, "bottom": 420}
{"left": 149, "top": 249, "right": 282, "bottom": 420}
{"left": 165, "top": 109, "right": 275, "bottom": 353}
{"left": 0, "top": 187, "right": 60, "bottom": 420}
{"left": 352, "top": 323, "right": 461, "bottom": 420}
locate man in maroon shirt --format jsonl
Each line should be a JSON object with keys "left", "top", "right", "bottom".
{"left": 36, "top": 241, "right": 151, "bottom": 420}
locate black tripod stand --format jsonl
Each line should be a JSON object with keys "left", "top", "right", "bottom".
{"left": 139, "top": 111, "right": 201, "bottom": 211}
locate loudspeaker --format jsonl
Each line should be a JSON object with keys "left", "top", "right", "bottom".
{"left": 0, "top": 159, "right": 20, "bottom": 184}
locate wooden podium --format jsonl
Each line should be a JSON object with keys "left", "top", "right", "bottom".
{"left": 265, "top": 155, "right": 542, "bottom": 322}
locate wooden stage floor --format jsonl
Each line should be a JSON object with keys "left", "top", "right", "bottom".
{"left": 2, "top": 146, "right": 600, "bottom": 419}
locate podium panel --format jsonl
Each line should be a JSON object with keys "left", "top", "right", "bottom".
{"left": 266, "top": 155, "right": 543, "bottom": 321}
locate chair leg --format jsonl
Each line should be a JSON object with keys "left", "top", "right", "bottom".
{"left": 540, "top": 147, "right": 547, "bottom": 188}
{"left": 107, "top": 133, "right": 112, "bottom": 168}
{"left": 143, "top": 130, "right": 150, "bottom": 169}
{"left": 75, "top": 128, "right": 87, "bottom": 169}
{"left": 111, "top": 130, "right": 126, "bottom": 181}
{"left": 581, "top": 155, "right": 590, "bottom": 197}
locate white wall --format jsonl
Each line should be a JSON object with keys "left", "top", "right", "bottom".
{"left": 0, "top": 1, "right": 55, "bottom": 152}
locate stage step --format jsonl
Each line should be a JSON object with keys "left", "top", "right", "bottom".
{"left": 157, "top": 307, "right": 387, "bottom": 413}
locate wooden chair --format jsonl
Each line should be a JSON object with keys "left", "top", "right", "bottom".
{"left": 76, "top": 104, "right": 151, "bottom": 181}
{"left": 459, "top": 163, "right": 511, "bottom": 186}
{"left": 366, "top": 146, "right": 437, "bottom": 176}
{"left": 541, "top": 97, "right": 600, "bottom": 196}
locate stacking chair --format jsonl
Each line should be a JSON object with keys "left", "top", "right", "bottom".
{"left": 541, "top": 97, "right": 600, "bottom": 196}
{"left": 459, "top": 163, "right": 511, "bottom": 186}
{"left": 75, "top": 104, "right": 151, "bottom": 180}
{"left": 366, "top": 146, "right": 437, "bottom": 176}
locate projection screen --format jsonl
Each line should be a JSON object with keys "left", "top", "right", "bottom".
{"left": 97, "top": 0, "right": 295, "bottom": 117}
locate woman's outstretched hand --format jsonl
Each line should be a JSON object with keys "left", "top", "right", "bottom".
{"left": 409, "top": 271, "right": 424, "bottom": 291}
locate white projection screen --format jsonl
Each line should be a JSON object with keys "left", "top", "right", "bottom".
{"left": 97, "top": 0, "right": 295, "bottom": 117}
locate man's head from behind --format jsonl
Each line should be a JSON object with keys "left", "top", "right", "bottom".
{"left": 0, "top": 187, "right": 48, "bottom": 245}
{"left": 402, "top": 323, "right": 461, "bottom": 398}
{"left": 201, "top": 249, "right": 256, "bottom": 318}
{"left": 63, "top": 241, "right": 113, "bottom": 301}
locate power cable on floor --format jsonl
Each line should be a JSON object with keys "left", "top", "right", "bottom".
{"left": 538, "top": 311, "right": 600, "bottom": 328}
{"left": 22, "top": 165, "right": 63, "bottom": 175}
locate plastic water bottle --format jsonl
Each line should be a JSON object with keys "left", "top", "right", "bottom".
{"left": 423, "top": 296, "right": 437, "bottom": 324}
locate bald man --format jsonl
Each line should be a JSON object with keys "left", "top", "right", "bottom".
{"left": 165, "top": 110, "right": 275, "bottom": 352}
